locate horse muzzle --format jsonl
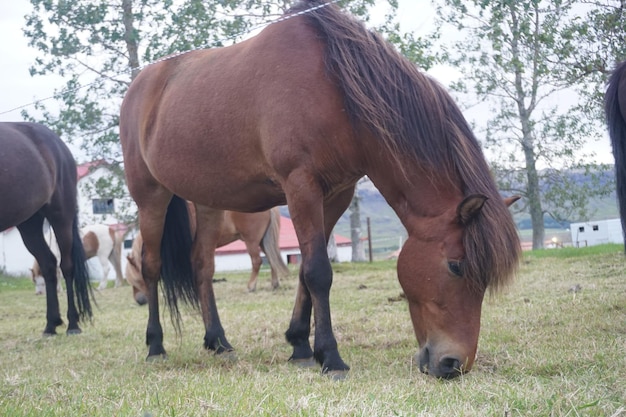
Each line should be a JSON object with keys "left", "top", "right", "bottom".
{"left": 415, "top": 345, "right": 472, "bottom": 379}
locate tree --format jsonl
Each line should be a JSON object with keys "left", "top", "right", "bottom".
{"left": 434, "top": 0, "right": 613, "bottom": 249}
{"left": 558, "top": 1, "right": 626, "bottom": 116}
{"left": 349, "top": 190, "right": 367, "bottom": 262}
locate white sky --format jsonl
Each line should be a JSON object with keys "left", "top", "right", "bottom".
{"left": 0, "top": 0, "right": 614, "bottom": 164}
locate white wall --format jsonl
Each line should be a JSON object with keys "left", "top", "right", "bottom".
{"left": 76, "top": 166, "right": 136, "bottom": 227}
{"left": 0, "top": 228, "right": 34, "bottom": 276}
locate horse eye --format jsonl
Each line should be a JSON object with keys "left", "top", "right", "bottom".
{"left": 448, "top": 260, "right": 464, "bottom": 277}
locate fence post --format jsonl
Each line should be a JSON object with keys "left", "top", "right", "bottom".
{"left": 367, "top": 217, "right": 373, "bottom": 262}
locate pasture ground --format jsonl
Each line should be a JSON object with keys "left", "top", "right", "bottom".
{"left": 0, "top": 245, "right": 625, "bottom": 416}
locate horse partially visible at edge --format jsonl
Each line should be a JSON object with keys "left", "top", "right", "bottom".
{"left": 125, "top": 205, "right": 289, "bottom": 305}
{"left": 119, "top": 0, "right": 520, "bottom": 379}
{"left": 605, "top": 59, "right": 626, "bottom": 249}
{"left": 0, "top": 122, "right": 93, "bottom": 335}
{"left": 32, "top": 224, "right": 125, "bottom": 293}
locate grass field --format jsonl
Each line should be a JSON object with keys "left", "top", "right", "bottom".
{"left": 0, "top": 245, "right": 625, "bottom": 416}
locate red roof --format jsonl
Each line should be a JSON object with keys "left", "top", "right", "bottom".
{"left": 77, "top": 160, "right": 108, "bottom": 180}
{"left": 216, "top": 215, "right": 351, "bottom": 254}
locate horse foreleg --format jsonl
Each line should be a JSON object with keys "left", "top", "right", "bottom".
{"left": 109, "top": 235, "right": 125, "bottom": 288}
{"left": 98, "top": 255, "right": 110, "bottom": 290}
{"left": 285, "top": 185, "right": 354, "bottom": 376}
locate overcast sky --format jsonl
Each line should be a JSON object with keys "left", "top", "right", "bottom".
{"left": 0, "top": 0, "right": 614, "bottom": 164}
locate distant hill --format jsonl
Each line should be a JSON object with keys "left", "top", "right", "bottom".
{"left": 280, "top": 169, "right": 619, "bottom": 258}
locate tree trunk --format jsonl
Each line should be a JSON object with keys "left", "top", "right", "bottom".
{"left": 349, "top": 193, "right": 366, "bottom": 262}
{"left": 524, "top": 143, "right": 545, "bottom": 249}
{"left": 122, "top": 0, "right": 141, "bottom": 80}
{"left": 509, "top": 3, "right": 544, "bottom": 249}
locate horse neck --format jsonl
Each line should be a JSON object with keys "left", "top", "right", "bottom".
{"left": 364, "top": 152, "right": 462, "bottom": 232}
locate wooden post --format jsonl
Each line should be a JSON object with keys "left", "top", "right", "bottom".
{"left": 367, "top": 217, "right": 373, "bottom": 262}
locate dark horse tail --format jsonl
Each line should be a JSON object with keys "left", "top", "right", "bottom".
{"left": 605, "top": 60, "right": 626, "bottom": 250}
{"left": 71, "top": 214, "right": 94, "bottom": 320}
{"left": 160, "top": 195, "right": 199, "bottom": 329}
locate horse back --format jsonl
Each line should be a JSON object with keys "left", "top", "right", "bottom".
{"left": 120, "top": 16, "right": 362, "bottom": 212}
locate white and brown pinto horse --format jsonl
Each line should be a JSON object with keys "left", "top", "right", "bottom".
{"left": 32, "top": 224, "right": 125, "bottom": 292}
{"left": 125, "top": 206, "right": 289, "bottom": 305}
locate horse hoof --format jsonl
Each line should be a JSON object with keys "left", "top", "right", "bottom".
{"left": 42, "top": 331, "right": 57, "bottom": 338}
{"left": 66, "top": 328, "right": 82, "bottom": 335}
{"left": 216, "top": 350, "right": 238, "bottom": 362}
{"left": 325, "top": 369, "right": 349, "bottom": 381}
{"left": 146, "top": 353, "right": 167, "bottom": 362}
{"left": 289, "top": 357, "right": 317, "bottom": 368}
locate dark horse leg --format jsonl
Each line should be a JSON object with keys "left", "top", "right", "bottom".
{"left": 18, "top": 215, "right": 64, "bottom": 335}
{"left": 285, "top": 185, "right": 356, "bottom": 375}
{"left": 137, "top": 190, "right": 172, "bottom": 359}
{"left": 141, "top": 194, "right": 200, "bottom": 360}
{"left": 194, "top": 205, "right": 233, "bottom": 353}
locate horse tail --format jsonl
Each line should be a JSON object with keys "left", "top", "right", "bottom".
{"left": 71, "top": 214, "right": 94, "bottom": 320}
{"left": 605, "top": 60, "right": 626, "bottom": 250}
{"left": 160, "top": 195, "right": 198, "bottom": 329}
{"left": 261, "top": 207, "right": 290, "bottom": 277}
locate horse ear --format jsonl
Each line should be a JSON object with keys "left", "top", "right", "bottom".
{"left": 504, "top": 195, "right": 521, "bottom": 207}
{"left": 457, "top": 194, "right": 488, "bottom": 225}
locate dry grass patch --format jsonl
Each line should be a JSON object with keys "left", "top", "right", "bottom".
{"left": 0, "top": 245, "right": 625, "bottom": 416}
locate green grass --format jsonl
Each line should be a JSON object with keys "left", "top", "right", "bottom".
{"left": 524, "top": 243, "right": 624, "bottom": 259}
{"left": 0, "top": 245, "right": 625, "bottom": 416}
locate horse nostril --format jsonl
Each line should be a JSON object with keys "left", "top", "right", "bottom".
{"left": 438, "top": 356, "right": 463, "bottom": 379}
{"left": 416, "top": 347, "right": 430, "bottom": 374}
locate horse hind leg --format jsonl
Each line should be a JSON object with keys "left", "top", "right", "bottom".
{"left": 18, "top": 216, "right": 64, "bottom": 335}
{"left": 245, "top": 242, "right": 263, "bottom": 292}
{"left": 97, "top": 254, "right": 111, "bottom": 290}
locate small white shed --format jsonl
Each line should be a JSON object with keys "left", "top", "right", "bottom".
{"left": 569, "top": 218, "right": 623, "bottom": 247}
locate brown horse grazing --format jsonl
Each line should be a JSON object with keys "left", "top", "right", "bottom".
{"left": 119, "top": 0, "right": 520, "bottom": 379}
{"left": 0, "top": 122, "right": 93, "bottom": 335}
{"left": 605, "top": 60, "right": 626, "bottom": 249}
{"left": 125, "top": 205, "right": 289, "bottom": 304}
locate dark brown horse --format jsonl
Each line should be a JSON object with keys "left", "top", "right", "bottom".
{"left": 605, "top": 60, "right": 626, "bottom": 249}
{"left": 0, "top": 122, "right": 93, "bottom": 335}
{"left": 119, "top": 0, "right": 520, "bottom": 379}
{"left": 125, "top": 205, "right": 289, "bottom": 304}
